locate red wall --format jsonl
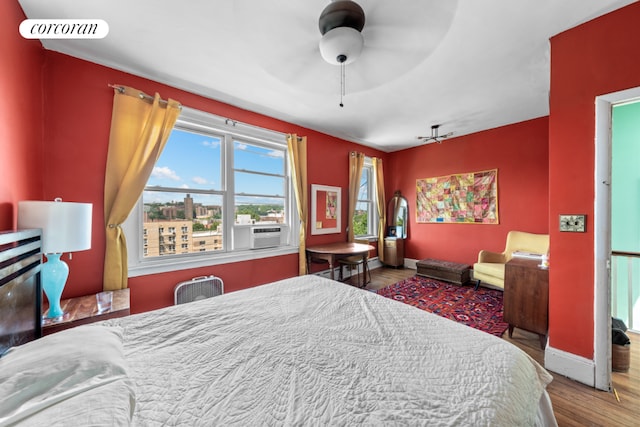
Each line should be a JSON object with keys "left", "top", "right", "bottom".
{"left": 388, "top": 117, "right": 549, "bottom": 266}
{"left": 548, "top": 2, "right": 640, "bottom": 358}
{"left": 40, "top": 52, "right": 387, "bottom": 313}
{"left": 0, "top": 1, "right": 44, "bottom": 229}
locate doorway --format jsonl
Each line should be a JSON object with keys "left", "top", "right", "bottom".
{"left": 611, "top": 100, "right": 640, "bottom": 333}
{"left": 594, "top": 87, "right": 640, "bottom": 390}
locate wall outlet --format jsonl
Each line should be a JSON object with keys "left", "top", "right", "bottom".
{"left": 559, "top": 214, "right": 586, "bottom": 232}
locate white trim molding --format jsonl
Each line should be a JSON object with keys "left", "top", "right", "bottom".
{"left": 545, "top": 345, "right": 595, "bottom": 387}
{"left": 592, "top": 86, "right": 640, "bottom": 390}
{"left": 404, "top": 258, "right": 419, "bottom": 270}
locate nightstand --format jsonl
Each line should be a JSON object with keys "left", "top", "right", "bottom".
{"left": 42, "top": 289, "right": 130, "bottom": 335}
{"left": 503, "top": 258, "right": 549, "bottom": 349}
{"left": 383, "top": 237, "right": 404, "bottom": 267}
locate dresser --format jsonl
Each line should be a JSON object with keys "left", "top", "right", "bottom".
{"left": 503, "top": 258, "right": 549, "bottom": 349}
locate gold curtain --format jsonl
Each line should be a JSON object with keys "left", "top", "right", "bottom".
{"left": 287, "top": 134, "right": 308, "bottom": 275}
{"left": 347, "top": 152, "right": 365, "bottom": 242}
{"left": 103, "top": 86, "right": 181, "bottom": 290}
{"left": 372, "top": 157, "right": 386, "bottom": 263}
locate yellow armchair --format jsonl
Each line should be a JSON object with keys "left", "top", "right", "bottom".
{"left": 472, "top": 231, "right": 549, "bottom": 290}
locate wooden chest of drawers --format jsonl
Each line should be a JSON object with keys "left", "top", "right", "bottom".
{"left": 504, "top": 258, "right": 549, "bottom": 348}
{"left": 383, "top": 237, "right": 404, "bottom": 267}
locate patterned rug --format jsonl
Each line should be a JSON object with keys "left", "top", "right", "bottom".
{"left": 376, "top": 275, "right": 508, "bottom": 337}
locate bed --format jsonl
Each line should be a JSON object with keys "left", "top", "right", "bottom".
{"left": 0, "top": 230, "right": 557, "bottom": 426}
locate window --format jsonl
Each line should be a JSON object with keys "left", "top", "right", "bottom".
{"left": 353, "top": 157, "right": 378, "bottom": 237}
{"left": 123, "top": 107, "right": 299, "bottom": 277}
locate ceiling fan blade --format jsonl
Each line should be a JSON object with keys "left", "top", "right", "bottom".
{"left": 231, "top": 0, "right": 460, "bottom": 94}
{"left": 350, "top": 0, "right": 459, "bottom": 91}
{"left": 363, "top": 0, "right": 458, "bottom": 29}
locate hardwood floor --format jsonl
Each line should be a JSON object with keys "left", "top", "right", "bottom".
{"left": 359, "top": 266, "right": 640, "bottom": 427}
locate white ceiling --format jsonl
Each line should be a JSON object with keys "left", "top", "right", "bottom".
{"left": 18, "top": 0, "right": 636, "bottom": 152}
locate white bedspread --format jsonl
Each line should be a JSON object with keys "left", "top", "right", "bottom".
{"left": 106, "top": 275, "right": 554, "bottom": 426}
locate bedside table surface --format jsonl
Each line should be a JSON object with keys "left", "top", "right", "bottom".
{"left": 43, "top": 289, "right": 130, "bottom": 331}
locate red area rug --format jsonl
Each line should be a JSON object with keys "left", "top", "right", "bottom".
{"left": 376, "top": 275, "right": 508, "bottom": 337}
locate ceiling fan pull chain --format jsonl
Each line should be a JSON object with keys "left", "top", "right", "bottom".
{"left": 340, "top": 61, "right": 345, "bottom": 107}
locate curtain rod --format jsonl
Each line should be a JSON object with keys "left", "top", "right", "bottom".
{"left": 219, "top": 114, "right": 289, "bottom": 140}
{"left": 108, "top": 84, "right": 179, "bottom": 107}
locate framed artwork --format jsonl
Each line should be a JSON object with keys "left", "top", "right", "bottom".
{"left": 311, "top": 184, "right": 341, "bottom": 235}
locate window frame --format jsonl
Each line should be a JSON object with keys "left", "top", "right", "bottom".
{"left": 354, "top": 157, "right": 379, "bottom": 239}
{"left": 123, "top": 107, "right": 299, "bottom": 278}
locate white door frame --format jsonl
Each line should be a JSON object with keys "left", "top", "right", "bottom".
{"left": 594, "top": 86, "right": 640, "bottom": 390}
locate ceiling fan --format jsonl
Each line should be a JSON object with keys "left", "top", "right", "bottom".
{"left": 232, "top": 1, "right": 459, "bottom": 97}
{"left": 317, "top": 0, "right": 366, "bottom": 106}
{"left": 417, "top": 125, "right": 453, "bottom": 144}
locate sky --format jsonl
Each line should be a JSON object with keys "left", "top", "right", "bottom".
{"left": 145, "top": 129, "right": 286, "bottom": 207}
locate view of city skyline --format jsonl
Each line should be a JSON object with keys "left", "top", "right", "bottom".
{"left": 144, "top": 128, "right": 286, "bottom": 207}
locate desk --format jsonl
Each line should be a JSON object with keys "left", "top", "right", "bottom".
{"left": 306, "top": 242, "right": 374, "bottom": 281}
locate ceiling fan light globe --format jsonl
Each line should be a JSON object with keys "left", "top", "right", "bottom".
{"left": 319, "top": 26, "right": 363, "bottom": 65}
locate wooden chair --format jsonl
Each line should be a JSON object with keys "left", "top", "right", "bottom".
{"left": 338, "top": 239, "right": 371, "bottom": 288}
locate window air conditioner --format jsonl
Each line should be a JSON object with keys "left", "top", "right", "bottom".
{"left": 250, "top": 226, "right": 281, "bottom": 249}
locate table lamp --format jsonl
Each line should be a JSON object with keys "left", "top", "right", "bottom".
{"left": 18, "top": 198, "right": 92, "bottom": 319}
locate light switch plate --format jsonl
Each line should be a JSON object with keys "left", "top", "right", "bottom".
{"left": 559, "top": 214, "right": 586, "bottom": 232}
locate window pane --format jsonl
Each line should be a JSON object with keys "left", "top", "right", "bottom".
{"left": 234, "top": 171, "right": 285, "bottom": 196}
{"left": 142, "top": 190, "right": 223, "bottom": 257}
{"left": 149, "top": 129, "right": 222, "bottom": 191}
{"left": 235, "top": 196, "right": 285, "bottom": 225}
{"left": 358, "top": 168, "right": 370, "bottom": 200}
{"left": 234, "top": 140, "right": 284, "bottom": 175}
{"left": 354, "top": 201, "right": 370, "bottom": 236}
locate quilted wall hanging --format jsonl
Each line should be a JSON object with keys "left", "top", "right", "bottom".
{"left": 416, "top": 169, "right": 498, "bottom": 224}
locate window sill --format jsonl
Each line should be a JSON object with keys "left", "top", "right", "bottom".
{"left": 128, "top": 245, "right": 299, "bottom": 278}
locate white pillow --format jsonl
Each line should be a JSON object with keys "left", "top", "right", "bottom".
{"left": 0, "top": 325, "right": 135, "bottom": 426}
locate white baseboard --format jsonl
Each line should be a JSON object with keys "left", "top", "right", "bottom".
{"left": 368, "top": 258, "right": 383, "bottom": 271}
{"left": 404, "top": 258, "right": 419, "bottom": 269}
{"left": 544, "top": 345, "right": 595, "bottom": 387}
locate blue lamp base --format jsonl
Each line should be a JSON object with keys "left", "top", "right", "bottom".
{"left": 42, "top": 253, "right": 69, "bottom": 319}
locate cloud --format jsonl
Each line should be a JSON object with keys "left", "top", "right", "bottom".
{"left": 202, "top": 139, "right": 221, "bottom": 148}
{"left": 192, "top": 176, "right": 208, "bottom": 185}
{"left": 267, "top": 149, "right": 284, "bottom": 158}
{"left": 236, "top": 142, "right": 248, "bottom": 150}
{"left": 152, "top": 166, "right": 181, "bottom": 181}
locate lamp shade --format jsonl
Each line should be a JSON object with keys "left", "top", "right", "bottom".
{"left": 18, "top": 200, "right": 92, "bottom": 253}
{"left": 319, "top": 26, "right": 364, "bottom": 65}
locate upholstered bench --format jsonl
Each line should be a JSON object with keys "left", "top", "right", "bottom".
{"left": 416, "top": 258, "right": 472, "bottom": 285}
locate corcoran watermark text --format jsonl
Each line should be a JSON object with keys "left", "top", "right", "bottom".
{"left": 20, "top": 19, "right": 109, "bottom": 39}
